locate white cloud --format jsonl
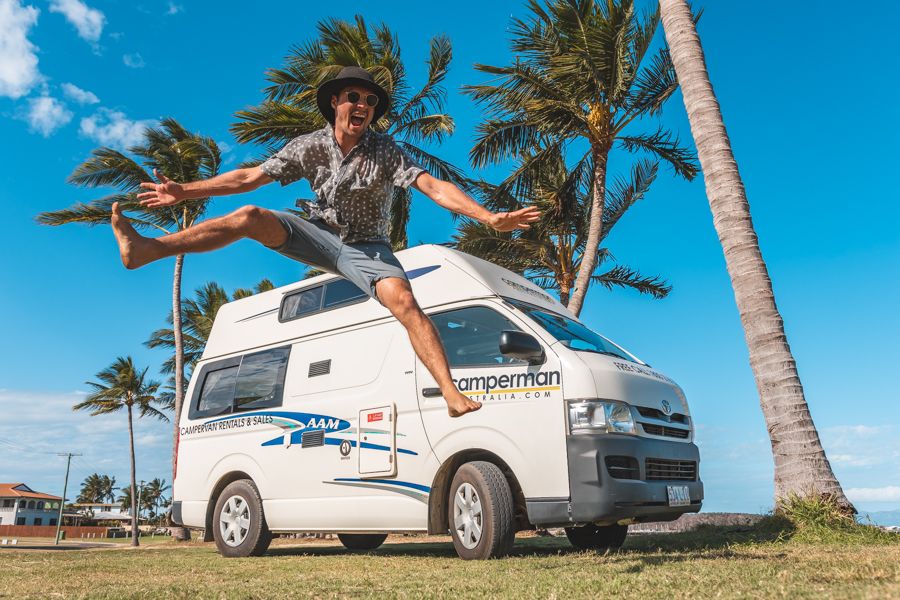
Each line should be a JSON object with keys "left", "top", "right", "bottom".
{"left": 61, "top": 81, "right": 99, "bottom": 104}
{"left": 23, "top": 94, "right": 72, "bottom": 136}
{"left": 80, "top": 108, "right": 155, "bottom": 150}
{"left": 122, "top": 52, "right": 144, "bottom": 68}
{"left": 165, "top": 2, "right": 182, "bottom": 15}
{"left": 0, "top": 389, "right": 173, "bottom": 498}
{"left": 846, "top": 486, "right": 900, "bottom": 503}
{"left": 0, "top": 0, "right": 42, "bottom": 99}
{"left": 48, "top": 0, "right": 104, "bottom": 43}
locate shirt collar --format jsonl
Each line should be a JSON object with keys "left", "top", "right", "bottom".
{"left": 325, "top": 124, "right": 374, "bottom": 157}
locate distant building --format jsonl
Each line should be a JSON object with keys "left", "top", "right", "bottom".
{"left": 72, "top": 502, "right": 132, "bottom": 522}
{"left": 0, "top": 483, "right": 63, "bottom": 526}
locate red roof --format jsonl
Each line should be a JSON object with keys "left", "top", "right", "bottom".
{"left": 0, "top": 483, "right": 62, "bottom": 501}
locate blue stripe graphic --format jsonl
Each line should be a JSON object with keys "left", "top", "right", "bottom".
{"left": 333, "top": 477, "right": 431, "bottom": 493}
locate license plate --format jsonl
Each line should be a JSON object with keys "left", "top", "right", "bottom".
{"left": 667, "top": 485, "right": 691, "bottom": 507}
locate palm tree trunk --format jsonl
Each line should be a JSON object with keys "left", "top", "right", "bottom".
{"left": 658, "top": 0, "right": 852, "bottom": 511}
{"left": 568, "top": 149, "right": 609, "bottom": 316}
{"left": 127, "top": 404, "right": 140, "bottom": 547}
{"left": 170, "top": 253, "right": 191, "bottom": 541}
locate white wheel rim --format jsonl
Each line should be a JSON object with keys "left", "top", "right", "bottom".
{"left": 453, "top": 483, "right": 483, "bottom": 550}
{"left": 219, "top": 495, "right": 251, "bottom": 547}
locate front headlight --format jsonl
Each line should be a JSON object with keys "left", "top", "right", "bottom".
{"left": 567, "top": 400, "right": 635, "bottom": 435}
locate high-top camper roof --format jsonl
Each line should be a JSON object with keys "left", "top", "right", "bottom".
{"left": 202, "top": 245, "right": 572, "bottom": 361}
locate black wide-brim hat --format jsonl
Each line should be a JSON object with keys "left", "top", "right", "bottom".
{"left": 316, "top": 66, "right": 390, "bottom": 125}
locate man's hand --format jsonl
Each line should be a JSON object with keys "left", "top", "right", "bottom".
{"left": 489, "top": 206, "right": 541, "bottom": 232}
{"left": 137, "top": 169, "right": 185, "bottom": 208}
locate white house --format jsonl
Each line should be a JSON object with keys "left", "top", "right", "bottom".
{"left": 72, "top": 502, "right": 131, "bottom": 522}
{"left": 0, "top": 483, "right": 62, "bottom": 526}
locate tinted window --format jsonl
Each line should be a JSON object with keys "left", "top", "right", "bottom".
{"left": 234, "top": 347, "right": 291, "bottom": 411}
{"left": 197, "top": 366, "right": 239, "bottom": 417}
{"left": 191, "top": 346, "right": 292, "bottom": 419}
{"left": 431, "top": 306, "right": 526, "bottom": 368}
{"left": 281, "top": 286, "right": 323, "bottom": 320}
{"left": 323, "top": 279, "right": 367, "bottom": 308}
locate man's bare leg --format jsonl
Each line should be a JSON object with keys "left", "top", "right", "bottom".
{"left": 111, "top": 202, "right": 287, "bottom": 269}
{"left": 376, "top": 277, "right": 481, "bottom": 417}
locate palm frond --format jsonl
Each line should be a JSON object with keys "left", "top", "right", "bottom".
{"left": 67, "top": 148, "right": 150, "bottom": 191}
{"left": 618, "top": 128, "right": 698, "bottom": 179}
{"left": 592, "top": 264, "right": 671, "bottom": 298}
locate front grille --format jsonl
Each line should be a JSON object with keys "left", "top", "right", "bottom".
{"left": 636, "top": 406, "right": 688, "bottom": 424}
{"left": 301, "top": 429, "right": 325, "bottom": 448}
{"left": 645, "top": 458, "right": 697, "bottom": 481}
{"left": 641, "top": 423, "right": 690, "bottom": 439}
{"left": 605, "top": 455, "right": 640, "bottom": 480}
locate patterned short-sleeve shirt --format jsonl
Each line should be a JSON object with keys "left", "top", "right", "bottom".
{"left": 260, "top": 126, "right": 425, "bottom": 244}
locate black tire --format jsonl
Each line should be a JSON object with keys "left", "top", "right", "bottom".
{"left": 338, "top": 533, "right": 388, "bottom": 551}
{"left": 212, "top": 479, "right": 272, "bottom": 558}
{"left": 564, "top": 523, "right": 627, "bottom": 551}
{"left": 447, "top": 461, "right": 515, "bottom": 560}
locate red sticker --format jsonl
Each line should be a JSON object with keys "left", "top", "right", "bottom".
{"left": 367, "top": 412, "right": 383, "bottom": 423}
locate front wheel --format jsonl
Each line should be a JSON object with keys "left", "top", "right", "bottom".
{"left": 338, "top": 533, "right": 387, "bottom": 551}
{"left": 564, "top": 523, "right": 627, "bottom": 551}
{"left": 448, "top": 461, "right": 515, "bottom": 560}
{"left": 212, "top": 479, "right": 272, "bottom": 557}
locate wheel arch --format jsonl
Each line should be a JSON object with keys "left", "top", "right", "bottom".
{"left": 427, "top": 448, "right": 529, "bottom": 535}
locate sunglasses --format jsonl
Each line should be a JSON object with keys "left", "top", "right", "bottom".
{"left": 345, "top": 90, "right": 380, "bottom": 107}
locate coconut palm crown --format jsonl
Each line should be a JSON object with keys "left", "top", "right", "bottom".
{"left": 465, "top": 0, "right": 698, "bottom": 315}
{"left": 455, "top": 148, "right": 669, "bottom": 305}
{"left": 232, "top": 15, "right": 468, "bottom": 249}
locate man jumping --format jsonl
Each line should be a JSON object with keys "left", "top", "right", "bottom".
{"left": 113, "top": 65, "right": 540, "bottom": 417}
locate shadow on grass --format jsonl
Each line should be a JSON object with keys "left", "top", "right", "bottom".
{"left": 267, "top": 518, "right": 797, "bottom": 560}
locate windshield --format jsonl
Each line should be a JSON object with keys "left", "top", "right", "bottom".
{"left": 507, "top": 299, "right": 642, "bottom": 364}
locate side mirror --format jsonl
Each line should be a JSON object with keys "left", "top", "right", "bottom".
{"left": 499, "top": 330, "right": 545, "bottom": 364}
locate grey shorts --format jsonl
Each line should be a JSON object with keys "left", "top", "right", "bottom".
{"left": 269, "top": 210, "right": 407, "bottom": 299}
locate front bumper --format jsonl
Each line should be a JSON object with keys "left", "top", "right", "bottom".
{"left": 526, "top": 434, "right": 703, "bottom": 527}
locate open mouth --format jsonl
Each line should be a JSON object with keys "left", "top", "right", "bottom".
{"left": 350, "top": 113, "right": 366, "bottom": 127}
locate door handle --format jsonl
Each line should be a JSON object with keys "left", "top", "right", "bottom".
{"left": 421, "top": 387, "right": 442, "bottom": 398}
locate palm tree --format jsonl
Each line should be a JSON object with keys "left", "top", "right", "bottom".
{"left": 465, "top": 0, "right": 697, "bottom": 316}
{"left": 76, "top": 473, "right": 104, "bottom": 504}
{"left": 36, "top": 119, "right": 222, "bottom": 518}
{"left": 99, "top": 474, "right": 117, "bottom": 504}
{"left": 74, "top": 357, "right": 169, "bottom": 546}
{"left": 144, "top": 478, "right": 171, "bottom": 524}
{"left": 657, "top": 0, "right": 852, "bottom": 512}
{"left": 146, "top": 279, "right": 275, "bottom": 379}
{"left": 455, "top": 147, "right": 669, "bottom": 305}
{"left": 232, "top": 15, "right": 469, "bottom": 249}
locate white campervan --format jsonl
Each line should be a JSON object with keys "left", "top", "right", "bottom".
{"left": 171, "top": 246, "right": 702, "bottom": 559}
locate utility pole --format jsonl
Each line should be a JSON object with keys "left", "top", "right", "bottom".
{"left": 55, "top": 453, "right": 81, "bottom": 545}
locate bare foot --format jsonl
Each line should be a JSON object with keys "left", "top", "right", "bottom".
{"left": 111, "top": 202, "right": 154, "bottom": 269}
{"left": 445, "top": 390, "right": 482, "bottom": 418}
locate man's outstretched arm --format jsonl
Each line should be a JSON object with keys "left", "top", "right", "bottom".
{"left": 411, "top": 172, "right": 540, "bottom": 232}
{"left": 137, "top": 167, "right": 273, "bottom": 208}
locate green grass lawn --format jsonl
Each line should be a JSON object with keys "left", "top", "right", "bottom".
{"left": 1, "top": 524, "right": 898, "bottom": 599}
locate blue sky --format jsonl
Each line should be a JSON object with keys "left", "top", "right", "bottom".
{"left": 0, "top": 0, "right": 898, "bottom": 518}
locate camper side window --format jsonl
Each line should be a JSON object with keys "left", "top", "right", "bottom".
{"left": 190, "top": 346, "right": 292, "bottom": 419}
{"left": 280, "top": 279, "right": 367, "bottom": 322}
{"left": 431, "top": 306, "right": 528, "bottom": 368}
{"left": 197, "top": 366, "right": 239, "bottom": 417}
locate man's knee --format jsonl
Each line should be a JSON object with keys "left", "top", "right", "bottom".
{"left": 230, "top": 205, "right": 285, "bottom": 246}
{"left": 378, "top": 280, "right": 420, "bottom": 321}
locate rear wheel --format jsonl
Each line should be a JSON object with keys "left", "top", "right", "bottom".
{"left": 564, "top": 523, "right": 627, "bottom": 551}
{"left": 448, "top": 461, "right": 515, "bottom": 560}
{"left": 338, "top": 533, "right": 388, "bottom": 551}
{"left": 212, "top": 479, "right": 272, "bottom": 557}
